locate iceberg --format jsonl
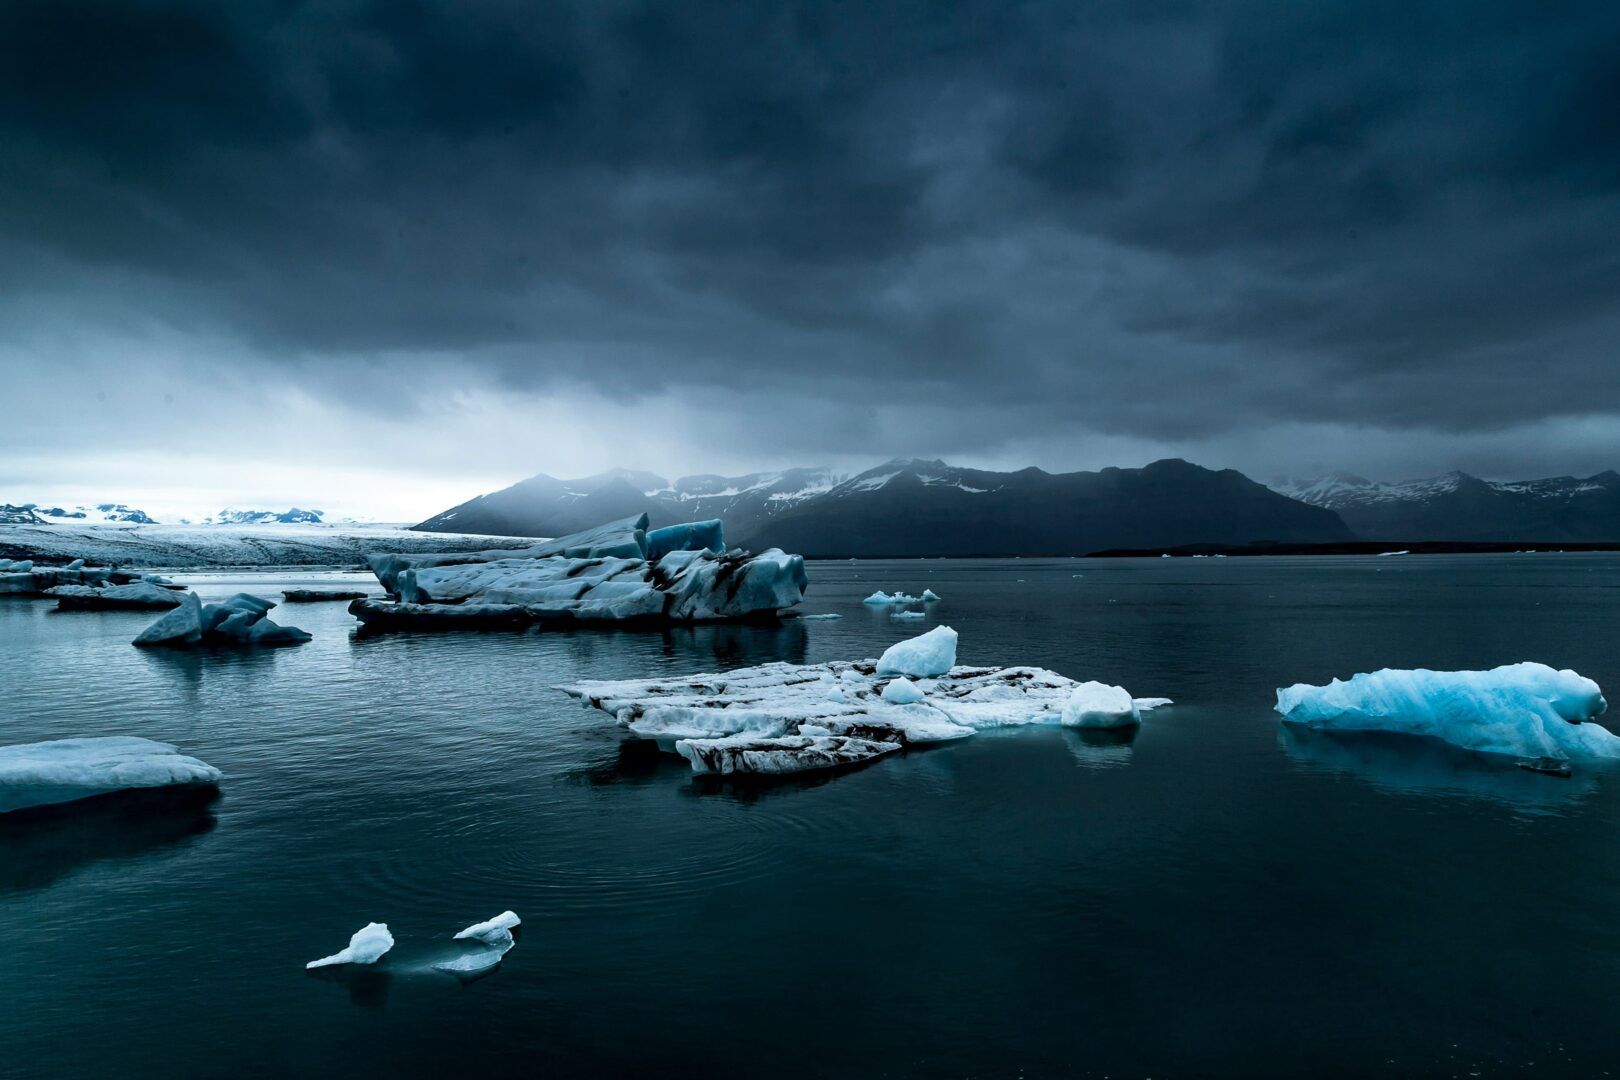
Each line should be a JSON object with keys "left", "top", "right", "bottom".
{"left": 353, "top": 515, "right": 807, "bottom": 629}
{"left": 437, "top": 911, "right": 521, "bottom": 976}
{"left": 0, "top": 737, "right": 222, "bottom": 814}
{"left": 559, "top": 628, "right": 1164, "bottom": 778}
{"left": 282, "top": 589, "right": 368, "bottom": 603}
{"left": 0, "top": 558, "right": 116, "bottom": 596}
{"left": 863, "top": 590, "right": 921, "bottom": 605}
{"left": 876, "top": 625, "right": 958, "bottom": 677}
{"left": 133, "top": 592, "right": 312, "bottom": 648}
{"left": 306, "top": 923, "right": 394, "bottom": 969}
{"left": 454, "top": 911, "right": 521, "bottom": 942}
{"left": 1275, "top": 663, "right": 1620, "bottom": 763}
{"left": 48, "top": 582, "right": 186, "bottom": 610}
{"left": 921, "top": 589, "right": 941, "bottom": 602}
{"left": 1061, "top": 682, "right": 1141, "bottom": 728}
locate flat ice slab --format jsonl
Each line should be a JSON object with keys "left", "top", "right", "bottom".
{"left": 560, "top": 628, "right": 1164, "bottom": 778}
{"left": 48, "top": 582, "right": 185, "bottom": 610}
{"left": 1276, "top": 662, "right": 1619, "bottom": 763}
{"left": 307, "top": 923, "right": 394, "bottom": 969}
{"left": 0, "top": 737, "right": 222, "bottom": 814}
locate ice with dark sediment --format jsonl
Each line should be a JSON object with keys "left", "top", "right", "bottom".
{"left": 559, "top": 626, "right": 1168, "bottom": 778}
{"left": 352, "top": 514, "right": 808, "bottom": 629}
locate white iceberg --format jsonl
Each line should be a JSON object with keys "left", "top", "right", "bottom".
{"left": 437, "top": 911, "right": 521, "bottom": 976}
{"left": 881, "top": 676, "right": 925, "bottom": 704}
{"left": 892, "top": 610, "right": 926, "bottom": 620}
{"left": 921, "top": 589, "right": 942, "bottom": 602}
{"left": 876, "top": 625, "right": 958, "bottom": 677}
{"left": 1061, "top": 682, "right": 1141, "bottom": 728}
{"left": 559, "top": 628, "right": 1163, "bottom": 778}
{"left": 863, "top": 590, "right": 921, "bottom": 605}
{"left": 0, "top": 737, "right": 222, "bottom": 814}
{"left": 1275, "top": 663, "right": 1620, "bottom": 763}
{"left": 307, "top": 923, "right": 394, "bottom": 969}
{"left": 354, "top": 514, "right": 807, "bottom": 629}
{"left": 454, "top": 911, "right": 521, "bottom": 942}
{"left": 133, "top": 592, "right": 312, "bottom": 648}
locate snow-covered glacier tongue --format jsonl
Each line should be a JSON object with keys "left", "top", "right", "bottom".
{"left": 1275, "top": 663, "right": 1619, "bottom": 767}
{"left": 0, "top": 737, "right": 221, "bottom": 814}
{"left": 350, "top": 514, "right": 808, "bottom": 630}
{"left": 558, "top": 627, "right": 1167, "bottom": 779}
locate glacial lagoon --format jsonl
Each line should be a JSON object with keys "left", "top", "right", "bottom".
{"left": 5, "top": 554, "right": 1620, "bottom": 1076}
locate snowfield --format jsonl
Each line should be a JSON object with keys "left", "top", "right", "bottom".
{"left": 0, "top": 522, "right": 541, "bottom": 569}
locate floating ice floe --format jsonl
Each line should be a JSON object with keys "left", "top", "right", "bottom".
{"left": 307, "top": 923, "right": 394, "bottom": 969}
{"left": 1275, "top": 663, "right": 1620, "bottom": 765}
{"left": 797, "top": 613, "right": 843, "bottom": 620}
{"left": 282, "top": 589, "right": 368, "bottom": 603}
{"left": 559, "top": 627, "right": 1167, "bottom": 778}
{"left": 0, "top": 557, "right": 117, "bottom": 596}
{"left": 47, "top": 582, "right": 186, "bottom": 610}
{"left": 0, "top": 736, "right": 221, "bottom": 814}
{"left": 892, "top": 610, "right": 926, "bottom": 620}
{"left": 921, "top": 588, "right": 941, "bottom": 602}
{"left": 133, "top": 592, "right": 312, "bottom": 648}
{"left": 437, "top": 911, "right": 522, "bottom": 976}
{"left": 862, "top": 590, "right": 921, "bottom": 605}
{"left": 350, "top": 514, "right": 807, "bottom": 630}
{"left": 1376, "top": 550, "right": 1411, "bottom": 557}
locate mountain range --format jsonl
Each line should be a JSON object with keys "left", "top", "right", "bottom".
{"left": 414, "top": 458, "right": 1353, "bottom": 556}
{"left": 1270, "top": 470, "right": 1620, "bottom": 541}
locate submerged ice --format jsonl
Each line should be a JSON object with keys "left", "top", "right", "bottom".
{"left": 1275, "top": 663, "right": 1618, "bottom": 763}
{"left": 0, "top": 736, "right": 221, "bottom": 814}
{"left": 560, "top": 626, "right": 1165, "bottom": 778}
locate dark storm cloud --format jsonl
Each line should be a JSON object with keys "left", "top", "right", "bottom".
{"left": 4, "top": 0, "right": 1620, "bottom": 465}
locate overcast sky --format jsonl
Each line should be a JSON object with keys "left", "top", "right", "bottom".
{"left": 5, "top": 1, "right": 1620, "bottom": 521}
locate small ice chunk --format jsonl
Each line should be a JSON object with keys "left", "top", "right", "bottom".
{"left": 1376, "top": 550, "right": 1411, "bottom": 557}
{"left": 454, "top": 911, "right": 521, "bottom": 942}
{"left": 306, "top": 923, "right": 394, "bottom": 969}
{"left": 881, "top": 676, "right": 925, "bottom": 704}
{"left": 892, "top": 610, "right": 926, "bottom": 620}
{"left": 435, "top": 929, "right": 514, "bottom": 975}
{"left": 798, "top": 613, "right": 842, "bottom": 620}
{"left": 921, "top": 589, "right": 941, "bottom": 601}
{"left": 1133, "top": 697, "right": 1174, "bottom": 710}
{"left": 1061, "top": 682, "right": 1141, "bottom": 728}
{"left": 877, "top": 625, "right": 958, "bottom": 678}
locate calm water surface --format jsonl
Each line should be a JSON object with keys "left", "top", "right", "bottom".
{"left": 5, "top": 555, "right": 1620, "bottom": 1078}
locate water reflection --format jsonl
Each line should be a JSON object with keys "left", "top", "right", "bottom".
{"left": 1279, "top": 725, "right": 1597, "bottom": 811}
{"left": 0, "top": 786, "right": 219, "bottom": 894}
{"left": 1063, "top": 726, "right": 1138, "bottom": 770}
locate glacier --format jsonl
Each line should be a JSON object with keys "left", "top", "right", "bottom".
{"left": 133, "top": 592, "right": 312, "bottom": 648}
{"left": 307, "top": 923, "right": 394, "bottom": 969}
{"left": 559, "top": 627, "right": 1166, "bottom": 778}
{"left": 352, "top": 514, "right": 808, "bottom": 629}
{"left": 1275, "top": 663, "right": 1620, "bottom": 764}
{"left": 0, "top": 737, "right": 222, "bottom": 814}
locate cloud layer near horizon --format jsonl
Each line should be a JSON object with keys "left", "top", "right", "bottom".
{"left": 4, "top": 1, "right": 1620, "bottom": 518}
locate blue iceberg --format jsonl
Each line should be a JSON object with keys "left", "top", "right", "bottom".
{"left": 1275, "top": 663, "right": 1620, "bottom": 764}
